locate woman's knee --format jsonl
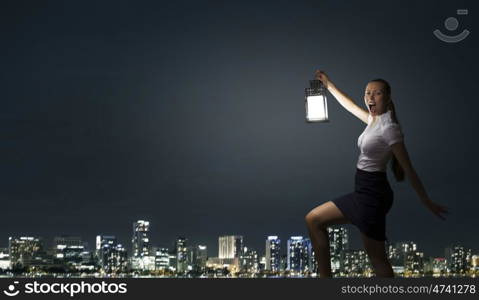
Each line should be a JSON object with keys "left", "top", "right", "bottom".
{"left": 305, "top": 211, "right": 325, "bottom": 229}
{"left": 306, "top": 202, "right": 346, "bottom": 229}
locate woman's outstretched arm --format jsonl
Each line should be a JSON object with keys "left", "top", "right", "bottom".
{"left": 315, "top": 70, "right": 369, "bottom": 124}
{"left": 390, "top": 141, "right": 449, "bottom": 220}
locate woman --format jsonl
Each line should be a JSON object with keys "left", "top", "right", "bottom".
{"left": 305, "top": 70, "right": 449, "bottom": 278}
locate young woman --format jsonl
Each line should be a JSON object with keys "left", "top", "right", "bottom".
{"left": 305, "top": 70, "right": 449, "bottom": 278}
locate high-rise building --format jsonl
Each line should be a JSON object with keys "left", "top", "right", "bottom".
{"left": 287, "top": 236, "right": 309, "bottom": 273}
{"left": 131, "top": 220, "right": 150, "bottom": 258}
{"left": 387, "top": 243, "right": 401, "bottom": 267}
{"left": 186, "top": 245, "right": 196, "bottom": 272}
{"left": 471, "top": 255, "right": 479, "bottom": 274}
{"left": 240, "top": 246, "right": 258, "bottom": 273}
{"left": 9, "top": 236, "right": 51, "bottom": 269}
{"left": 195, "top": 245, "right": 208, "bottom": 272}
{"left": 387, "top": 241, "right": 424, "bottom": 276}
{"left": 388, "top": 242, "right": 414, "bottom": 266}
{"left": 95, "top": 235, "right": 128, "bottom": 273}
{"left": 130, "top": 220, "right": 155, "bottom": 271}
{"left": 302, "top": 238, "right": 315, "bottom": 274}
{"left": 52, "top": 236, "right": 85, "bottom": 267}
{"left": 77, "top": 251, "right": 96, "bottom": 271}
{"left": 176, "top": 237, "right": 188, "bottom": 273}
{"left": 280, "top": 254, "right": 288, "bottom": 272}
{"left": 343, "top": 249, "right": 371, "bottom": 277}
{"left": 471, "top": 254, "right": 479, "bottom": 277}
{"left": 424, "top": 257, "right": 447, "bottom": 276}
{"left": 218, "top": 235, "right": 243, "bottom": 259}
{"left": 405, "top": 251, "right": 424, "bottom": 276}
{"left": 0, "top": 248, "right": 10, "bottom": 270}
{"left": 265, "top": 236, "right": 281, "bottom": 272}
{"left": 112, "top": 244, "right": 128, "bottom": 273}
{"left": 168, "top": 250, "right": 177, "bottom": 272}
{"left": 328, "top": 227, "right": 349, "bottom": 273}
{"left": 96, "top": 235, "right": 116, "bottom": 264}
{"left": 258, "top": 255, "right": 266, "bottom": 272}
{"left": 153, "top": 247, "right": 170, "bottom": 271}
{"left": 445, "top": 245, "right": 472, "bottom": 275}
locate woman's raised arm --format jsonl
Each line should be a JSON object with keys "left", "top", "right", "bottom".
{"left": 315, "top": 70, "right": 369, "bottom": 124}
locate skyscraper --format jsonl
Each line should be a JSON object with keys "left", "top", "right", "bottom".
{"left": 265, "top": 236, "right": 281, "bottom": 272}
{"left": 95, "top": 235, "right": 128, "bottom": 273}
{"left": 328, "top": 226, "right": 349, "bottom": 273}
{"left": 240, "top": 246, "right": 258, "bottom": 273}
{"left": 131, "top": 220, "right": 150, "bottom": 258}
{"left": 195, "top": 245, "right": 208, "bottom": 272}
{"left": 287, "top": 236, "right": 309, "bottom": 273}
{"left": 218, "top": 235, "right": 243, "bottom": 259}
{"left": 445, "top": 245, "right": 472, "bottom": 275}
{"left": 176, "top": 237, "right": 188, "bottom": 273}
{"left": 343, "top": 249, "right": 371, "bottom": 277}
{"left": 387, "top": 241, "right": 423, "bottom": 276}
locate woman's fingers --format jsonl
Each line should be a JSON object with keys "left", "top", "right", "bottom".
{"left": 432, "top": 203, "right": 448, "bottom": 220}
{"left": 314, "top": 70, "right": 328, "bottom": 83}
{"left": 438, "top": 204, "right": 449, "bottom": 214}
{"left": 426, "top": 201, "right": 448, "bottom": 220}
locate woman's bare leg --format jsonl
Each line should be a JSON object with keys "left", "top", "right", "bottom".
{"left": 305, "top": 201, "right": 350, "bottom": 278}
{"left": 360, "top": 232, "right": 394, "bottom": 277}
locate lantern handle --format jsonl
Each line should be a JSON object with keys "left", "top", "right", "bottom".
{"left": 309, "top": 79, "right": 325, "bottom": 91}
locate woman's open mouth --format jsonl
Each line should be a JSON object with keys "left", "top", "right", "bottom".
{"left": 368, "top": 104, "right": 376, "bottom": 113}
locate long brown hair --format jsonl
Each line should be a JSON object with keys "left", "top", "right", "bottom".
{"left": 369, "top": 78, "right": 405, "bottom": 182}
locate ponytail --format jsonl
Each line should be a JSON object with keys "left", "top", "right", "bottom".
{"left": 369, "top": 79, "right": 405, "bottom": 182}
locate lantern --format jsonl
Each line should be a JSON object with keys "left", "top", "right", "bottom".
{"left": 305, "top": 79, "right": 329, "bottom": 123}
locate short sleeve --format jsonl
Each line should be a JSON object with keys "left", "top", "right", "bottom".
{"left": 382, "top": 123, "right": 404, "bottom": 146}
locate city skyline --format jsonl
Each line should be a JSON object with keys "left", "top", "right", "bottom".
{"left": 2, "top": 219, "right": 475, "bottom": 260}
{"left": 1, "top": 0, "right": 478, "bottom": 261}
{"left": 2, "top": 220, "right": 476, "bottom": 278}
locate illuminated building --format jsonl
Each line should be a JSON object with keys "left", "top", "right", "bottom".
{"left": 52, "top": 235, "right": 85, "bottom": 267}
{"left": 287, "top": 236, "right": 309, "bottom": 274}
{"left": 8, "top": 236, "right": 51, "bottom": 269}
{"left": 95, "top": 235, "right": 128, "bottom": 273}
{"left": 132, "top": 220, "right": 150, "bottom": 257}
{"left": 342, "top": 249, "right": 371, "bottom": 277}
{"left": 445, "top": 245, "right": 472, "bottom": 275}
{"left": 176, "top": 237, "right": 188, "bottom": 273}
{"left": 218, "top": 235, "right": 243, "bottom": 259}
{"left": 265, "top": 236, "right": 281, "bottom": 272}
{"left": 328, "top": 226, "right": 349, "bottom": 274}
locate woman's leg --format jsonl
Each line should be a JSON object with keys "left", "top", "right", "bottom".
{"left": 360, "top": 232, "right": 394, "bottom": 277}
{"left": 305, "top": 201, "right": 350, "bottom": 278}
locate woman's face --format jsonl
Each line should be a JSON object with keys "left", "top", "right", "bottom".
{"left": 364, "top": 81, "right": 389, "bottom": 116}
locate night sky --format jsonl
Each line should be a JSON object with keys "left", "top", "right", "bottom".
{"left": 1, "top": 0, "right": 477, "bottom": 258}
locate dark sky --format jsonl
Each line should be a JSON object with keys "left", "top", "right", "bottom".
{"left": 1, "top": 0, "right": 477, "bottom": 258}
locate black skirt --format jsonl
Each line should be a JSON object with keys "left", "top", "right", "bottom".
{"left": 331, "top": 168, "right": 393, "bottom": 242}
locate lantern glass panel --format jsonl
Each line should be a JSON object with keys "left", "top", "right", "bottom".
{"left": 305, "top": 80, "right": 329, "bottom": 123}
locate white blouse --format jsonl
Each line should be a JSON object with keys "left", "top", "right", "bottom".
{"left": 357, "top": 110, "right": 404, "bottom": 172}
